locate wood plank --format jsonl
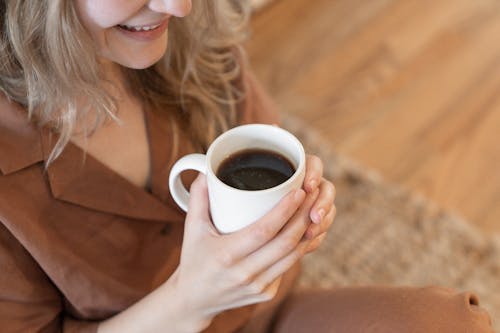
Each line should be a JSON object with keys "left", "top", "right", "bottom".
{"left": 246, "top": 0, "right": 500, "bottom": 233}
{"left": 344, "top": 7, "right": 500, "bottom": 173}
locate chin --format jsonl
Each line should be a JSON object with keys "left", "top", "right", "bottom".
{"left": 122, "top": 55, "right": 165, "bottom": 69}
{"left": 116, "top": 46, "right": 167, "bottom": 69}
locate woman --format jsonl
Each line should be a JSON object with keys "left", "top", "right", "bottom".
{"left": 0, "top": 0, "right": 494, "bottom": 332}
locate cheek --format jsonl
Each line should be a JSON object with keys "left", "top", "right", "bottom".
{"left": 75, "top": 0, "right": 169, "bottom": 69}
{"left": 75, "top": 0, "right": 144, "bottom": 58}
{"left": 76, "top": 0, "right": 144, "bottom": 28}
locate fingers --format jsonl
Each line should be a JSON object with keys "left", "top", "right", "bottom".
{"left": 252, "top": 237, "right": 310, "bottom": 289}
{"left": 309, "top": 178, "right": 336, "bottom": 224}
{"left": 186, "top": 173, "right": 211, "bottom": 224}
{"left": 305, "top": 204, "right": 336, "bottom": 240}
{"left": 225, "top": 188, "right": 306, "bottom": 262}
{"left": 304, "top": 155, "right": 323, "bottom": 193}
{"left": 234, "top": 189, "right": 319, "bottom": 278}
{"left": 222, "top": 276, "right": 283, "bottom": 309}
{"left": 240, "top": 276, "right": 282, "bottom": 305}
{"left": 305, "top": 232, "right": 327, "bottom": 254}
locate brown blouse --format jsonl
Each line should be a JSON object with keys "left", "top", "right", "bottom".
{"left": 0, "top": 71, "right": 300, "bottom": 333}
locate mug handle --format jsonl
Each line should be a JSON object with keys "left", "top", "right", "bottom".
{"left": 168, "top": 153, "right": 207, "bottom": 212}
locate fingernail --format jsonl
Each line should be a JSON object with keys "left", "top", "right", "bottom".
{"left": 294, "top": 189, "right": 305, "bottom": 202}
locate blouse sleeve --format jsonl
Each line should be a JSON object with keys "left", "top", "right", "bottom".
{"left": 0, "top": 222, "right": 99, "bottom": 333}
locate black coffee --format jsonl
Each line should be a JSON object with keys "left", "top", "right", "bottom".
{"left": 216, "top": 148, "right": 295, "bottom": 191}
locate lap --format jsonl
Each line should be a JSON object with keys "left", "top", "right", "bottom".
{"left": 269, "top": 286, "right": 494, "bottom": 333}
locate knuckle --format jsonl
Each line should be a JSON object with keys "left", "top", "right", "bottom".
{"left": 190, "top": 175, "right": 206, "bottom": 192}
{"left": 277, "top": 202, "right": 294, "bottom": 220}
{"left": 217, "top": 251, "right": 235, "bottom": 267}
{"left": 234, "top": 270, "right": 253, "bottom": 287}
{"left": 279, "top": 236, "right": 299, "bottom": 254}
{"left": 290, "top": 247, "right": 305, "bottom": 261}
{"left": 320, "top": 180, "right": 334, "bottom": 196}
{"left": 309, "top": 154, "right": 322, "bottom": 166}
{"left": 253, "top": 225, "right": 274, "bottom": 243}
{"left": 292, "top": 249, "right": 303, "bottom": 261}
{"left": 247, "top": 282, "right": 265, "bottom": 295}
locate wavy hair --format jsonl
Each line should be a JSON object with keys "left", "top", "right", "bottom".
{"left": 0, "top": 0, "right": 251, "bottom": 165}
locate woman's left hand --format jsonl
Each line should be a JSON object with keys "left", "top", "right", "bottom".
{"left": 301, "top": 154, "right": 337, "bottom": 254}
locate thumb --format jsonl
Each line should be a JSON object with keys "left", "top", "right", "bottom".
{"left": 185, "top": 173, "right": 211, "bottom": 227}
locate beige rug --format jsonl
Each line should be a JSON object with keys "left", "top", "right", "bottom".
{"left": 282, "top": 115, "right": 499, "bottom": 330}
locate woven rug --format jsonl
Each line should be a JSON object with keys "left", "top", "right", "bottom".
{"left": 282, "top": 115, "right": 500, "bottom": 330}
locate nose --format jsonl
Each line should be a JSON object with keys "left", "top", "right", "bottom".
{"left": 148, "top": 0, "right": 192, "bottom": 17}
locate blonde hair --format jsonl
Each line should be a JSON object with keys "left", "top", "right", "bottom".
{"left": 0, "top": 0, "right": 251, "bottom": 165}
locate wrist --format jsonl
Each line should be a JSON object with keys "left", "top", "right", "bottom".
{"left": 161, "top": 269, "right": 214, "bottom": 332}
{"left": 97, "top": 269, "right": 214, "bottom": 333}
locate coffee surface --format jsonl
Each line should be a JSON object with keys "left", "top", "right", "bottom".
{"left": 216, "top": 149, "right": 295, "bottom": 191}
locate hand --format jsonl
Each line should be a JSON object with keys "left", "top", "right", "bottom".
{"left": 171, "top": 173, "right": 319, "bottom": 331}
{"left": 97, "top": 156, "right": 336, "bottom": 333}
{"left": 301, "top": 154, "right": 337, "bottom": 254}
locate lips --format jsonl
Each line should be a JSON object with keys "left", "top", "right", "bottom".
{"left": 117, "top": 22, "right": 162, "bottom": 32}
{"left": 115, "top": 19, "right": 169, "bottom": 41}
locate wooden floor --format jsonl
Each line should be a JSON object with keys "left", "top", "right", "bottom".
{"left": 246, "top": 0, "right": 500, "bottom": 234}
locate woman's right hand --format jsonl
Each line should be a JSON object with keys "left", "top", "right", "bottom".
{"left": 97, "top": 173, "right": 316, "bottom": 333}
{"left": 172, "top": 173, "right": 317, "bottom": 331}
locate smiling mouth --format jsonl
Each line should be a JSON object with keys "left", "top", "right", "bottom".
{"left": 117, "top": 22, "right": 163, "bottom": 32}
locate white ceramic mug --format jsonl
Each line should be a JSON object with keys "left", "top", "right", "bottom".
{"left": 168, "top": 124, "right": 306, "bottom": 234}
